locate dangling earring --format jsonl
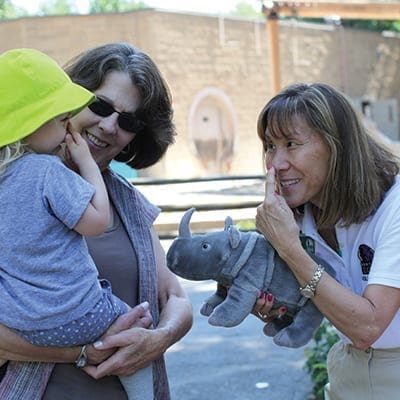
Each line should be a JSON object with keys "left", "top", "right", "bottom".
{"left": 120, "top": 142, "right": 132, "bottom": 155}
{"left": 115, "top": 142, "right": 134, "bottom": 163}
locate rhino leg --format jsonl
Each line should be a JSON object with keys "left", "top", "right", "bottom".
{"left": 208, "top": 283, "right": 258, "bottom": 327}
{"left": 272, "top": 301, "right": 324, "bottom": 348}
{"left": 263, "top": 314, "right": 293, "bottom": 337}
{"left": 200, "top": 283, "right": 228, "bottom": 316}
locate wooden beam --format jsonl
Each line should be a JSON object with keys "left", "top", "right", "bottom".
{"left": 266, "top": 1, "right": 400, "bottom": 20}
{"left": 261, "top": 1, "right": 398, "bottom": 103}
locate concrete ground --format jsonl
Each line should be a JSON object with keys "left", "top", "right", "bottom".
{"left": 165, "top": 278, "right": 315, "bottom": 400}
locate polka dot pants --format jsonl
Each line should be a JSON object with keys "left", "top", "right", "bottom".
{"left": 17, "top": 279, "right": 129, "bottom": 346}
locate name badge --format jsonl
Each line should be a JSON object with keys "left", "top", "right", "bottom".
{"left": 300, "top": 232, "right": 315, "bottom": 254}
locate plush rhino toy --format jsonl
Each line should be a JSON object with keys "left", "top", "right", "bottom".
{"left": 166, "top": 208, "right": 336, "bottom": 348}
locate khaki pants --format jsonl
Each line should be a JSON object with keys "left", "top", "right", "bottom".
{"left": 324, "top": 341, "right": 400, "bottom": 400}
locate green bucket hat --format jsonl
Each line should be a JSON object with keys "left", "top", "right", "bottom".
{"left": 0, "top": 48, "right": 95, "bottom": 147}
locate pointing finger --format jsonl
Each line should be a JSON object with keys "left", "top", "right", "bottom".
{"left": 264, "top": 166, "right": 276, "bottom": 199}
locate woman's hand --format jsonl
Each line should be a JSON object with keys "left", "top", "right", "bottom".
{"left": 85, "top": 302, "right": 153, "bottom": 367}
{"left": 84, "top": 326, "right": 166, "bottom": 379}
{"left": 252, "top": 292, "right": 287, "bottom": 323}
{"left": 256, "top": 167, "right": 299, "bottom": 257}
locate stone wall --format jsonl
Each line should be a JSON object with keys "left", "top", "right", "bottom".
{"left": 1, "top": 9, "right": 399, "bottom": 178}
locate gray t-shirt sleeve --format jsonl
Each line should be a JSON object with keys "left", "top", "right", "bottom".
{"left": 42, "top": 159, "right": 95, "bottom": 229}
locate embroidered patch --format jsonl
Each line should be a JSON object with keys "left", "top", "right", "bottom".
{"left": 358, "top": 244, "right": 374, "bottom": 275}
{"left": 300, "top": 233, "right": 315, "bottom": 254}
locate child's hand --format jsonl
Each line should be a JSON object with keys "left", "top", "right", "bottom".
{"left": 64, "top": 124, "right": 95, "bottom": 172}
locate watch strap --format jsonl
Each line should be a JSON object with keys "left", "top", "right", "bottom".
{"left": 75, "top": 344, "right": 88, "bottom": 368}
{"left": 299, "top": 265, "right": 325, "bottom": 300}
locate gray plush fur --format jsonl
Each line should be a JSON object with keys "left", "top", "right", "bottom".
{"left": 166, "top": 208, "right": 335, "bottom": 348}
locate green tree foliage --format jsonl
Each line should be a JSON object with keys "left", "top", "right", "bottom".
{"left": 229, "top": 1, "right": 263, "bottom": 18}
{"left": 342, "top": 18, "right": 400, "bottom": 32}
{"left": 1, "top": 0, "right": 148, "bottom": 19}
{"left": 297, "top": 16, "right": 400, "bottom": 33}
{"left": 38, "top": 0, "right": 78, "bottom": 15}
{"left": 0, "top": 0, "right": 29, "bottom": 19}
{"left": 89, "top": 0, "right": 147, "bottom": 13}
{"left": 304, "top": 320, "right": 340, "bottom": 400}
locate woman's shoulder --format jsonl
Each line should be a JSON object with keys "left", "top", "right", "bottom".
{"left": 383, "top": 175, "right": 400, "bottom": 202}
{"left": 103, "top": 168, "right": 160, "bottom": 223}
{"left": 372, "top": 175, "right": 400, "bottom": 222}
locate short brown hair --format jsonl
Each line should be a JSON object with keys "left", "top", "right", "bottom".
{"left": 64, "top": 42, "right": 176, "bottom": 169}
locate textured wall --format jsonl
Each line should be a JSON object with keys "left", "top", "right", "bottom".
{"left": 1, "top": 9, "right": 399, "bottom": 178}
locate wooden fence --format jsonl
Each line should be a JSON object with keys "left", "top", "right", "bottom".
{"left": 131, "top": 175, "right": 265, "bottom": 239}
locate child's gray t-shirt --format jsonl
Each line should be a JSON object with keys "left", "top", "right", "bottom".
{"left": 0, "top": 153, "right": 104, "bottom": 331}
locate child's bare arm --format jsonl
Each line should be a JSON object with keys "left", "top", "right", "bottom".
{"left": 64, "top": 128, "right": 110, "bottom": 236}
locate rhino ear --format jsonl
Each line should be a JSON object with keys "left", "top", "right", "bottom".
{"left": 228, "top": 226, "right": 241, "bottom": 248}
{"left": 224, "top": 216, "right": 233, "bottom": 231}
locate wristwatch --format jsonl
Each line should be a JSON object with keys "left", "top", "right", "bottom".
{"left": 300, "top": 265, "right": 325, "bottom": 299}
{"left": 75, "top": 344, "right": 88, "bottom": 368}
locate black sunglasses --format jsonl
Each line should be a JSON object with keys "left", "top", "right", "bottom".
{"left": 88, "top": 97, "right": 146, "bottom": 134}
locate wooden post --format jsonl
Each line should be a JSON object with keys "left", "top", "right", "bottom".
{"left": 266, "top": 10, "right": 281, "bottom": 95}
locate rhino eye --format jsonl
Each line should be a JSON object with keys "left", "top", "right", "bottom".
{"left": 202, "top": 242, "right": 211, "bottom": 250}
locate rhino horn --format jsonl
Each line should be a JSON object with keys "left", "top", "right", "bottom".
{"left": 178, "top": 207, "right": 196, "bottom": 238}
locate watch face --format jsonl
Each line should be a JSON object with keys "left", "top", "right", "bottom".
{"left": 301, "top": 287, "right": 315, "bottom": 298}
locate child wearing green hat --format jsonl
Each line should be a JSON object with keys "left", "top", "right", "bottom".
{"left": 0, "top": 48, "right": 152, "bottom": 400}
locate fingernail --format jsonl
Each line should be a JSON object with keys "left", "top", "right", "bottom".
{"left": 267, "top": 164, "right": 272, "bottom": 170}
{"left": 141, "top": 301, "right": 149, "bottom": 310}
{"left": 279, "top": 306, "right": 286, "bottom": 314}
{"left": 93, "top": 341, "right": 103, "bottom": 349}
{"left": 259, "top": 292, "right": 266, "bottom": 299}
{"left": 267, "top": 293, "right": 273, "bottom": 302}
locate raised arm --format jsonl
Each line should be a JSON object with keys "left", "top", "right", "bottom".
{"left": 256, "top": 167, "right": 400, "bottom": 350}
{"left": 64, "top": 127, "right": 110, "bottom": 236}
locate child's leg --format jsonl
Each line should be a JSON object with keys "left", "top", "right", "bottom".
{"left": 16, "top": 281, "right": 129, "bottom": 347}
{"left": 119, "top": 364, "right": 153, "bottom": 400}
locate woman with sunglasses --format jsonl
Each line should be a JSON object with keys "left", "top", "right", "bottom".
{"left": 0, "top": 43, "right": 193, "bottom": 400}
